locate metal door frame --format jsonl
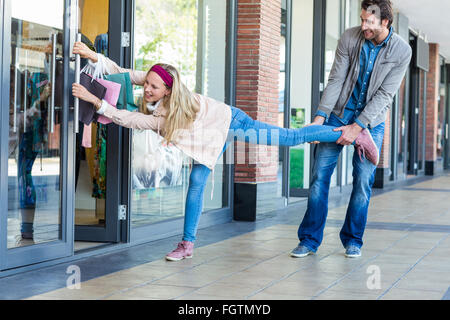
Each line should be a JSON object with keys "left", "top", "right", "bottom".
{"left": 0, "top": 0, "right": 74, "bottom": 270}
{"left": 74, "top": 0, "right": 125, "bottom": 243}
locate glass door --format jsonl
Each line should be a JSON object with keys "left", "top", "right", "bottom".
{"left": 0, "top": 0, "right": 75, "bottom": 270}
{"left": 445, "top": 64, "right": 450, "bottom": 169}
{"left": 288, "top": 0, "right": 314, "bottom": 199}
{"left": 73, "top": 0, "right": 121, "bottom": 245}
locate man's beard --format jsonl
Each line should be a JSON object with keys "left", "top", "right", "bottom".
{"left": 363, "top": 28, "right": 382, "bottom": 41}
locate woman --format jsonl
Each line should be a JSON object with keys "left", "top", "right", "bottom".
{"left": 72, "top": 42, "right": 379, "bottom": 261}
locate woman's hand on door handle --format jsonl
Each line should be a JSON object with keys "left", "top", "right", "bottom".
{"left": 72, "top": 83, "right": 94, "bottom": 103}
{"left": 72, "top": 83, "right": 102, "bottom": 111}
{"left": 73, "top": 41, "right": 98, "bottom": 63}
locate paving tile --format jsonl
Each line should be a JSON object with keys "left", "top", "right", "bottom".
{"left": 153, "top": 268, "right": 233, "bottom": 288}
{"left": 379, "top": 288, "right": 445, "bottom": 300}
{"left": 189, "top": 283, "right": 264, "bottom": 299}
{"left": 313, "top": 289, "right": 379, "bottom": 300}
{"left": 251, "top": 278, "right": 334, "bottom": 298}
{"left": 176, "top": 293, "right": 237, "bottom": 300}
{"left": 106, "top": 284, "right": 199, "bottom": 300}
{"left": 247, "top": 291, "right": 311, "bottom": 300}
{"left": 26, "top": 282, "right": 126, "bottom": 300}
{"left": 103, "top": 293, "right": 159, "bottom": 300}
{"left": 324, "top": 271, "right": 403, "bottom": 296}
{"left": 393, "top": 271, "right": 450, "bottom": 292}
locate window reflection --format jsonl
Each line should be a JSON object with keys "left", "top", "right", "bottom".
{"left": 8, "top": 1, "right": 64, "bottom": 249}
{"left": 131, "top": 0, "right": 227, "bottom": 226}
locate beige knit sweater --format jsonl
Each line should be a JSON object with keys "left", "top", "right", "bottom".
{"left": 100, "top": 56, "right": 232, "bottom": 170}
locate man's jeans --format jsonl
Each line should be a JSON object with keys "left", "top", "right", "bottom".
{"left": 297, "top": 113, "right": 385, "bottom": 251}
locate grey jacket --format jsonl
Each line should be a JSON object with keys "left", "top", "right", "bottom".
{"left": 318, "top": 26, "right": 412, "bottom": 128}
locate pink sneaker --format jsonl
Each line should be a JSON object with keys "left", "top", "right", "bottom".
{"left": 165, "top": 241, "right": 194, "bottom": 261}
{"left": 354, "top": 129, "right": 379, "bottom": 166}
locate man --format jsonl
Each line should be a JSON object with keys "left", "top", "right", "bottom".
{"left": 291, "top": 0, "right": 412, "bottom": 258}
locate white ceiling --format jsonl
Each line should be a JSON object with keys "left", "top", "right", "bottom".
{"left": 392, "top": 0, "right": 450, "bottom": 60}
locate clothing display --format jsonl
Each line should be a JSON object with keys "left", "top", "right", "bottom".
{"left": 92, "top": 123, "right": 107, "bottom": 199}
{"left": 17, "top": 71, "right": 50, "bottom": 209}
{"left": 18, "top": 133, "right": 39, "bottom": 209}
{"left": 75, "top": 35, "right": 110, "bottom": 201}
{"left": 95, "top": 34, "right": 108, "bottom": 57}
{"left": 82, "top": 123, "right": 92, "bottom": 148}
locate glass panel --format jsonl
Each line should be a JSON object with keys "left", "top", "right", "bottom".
{"left": 345, "top": 0, "right": 360, "bottom": 29}
{"left": 198, "top": 0, "right": 227, "bottom": 213}
{"left": 8, "top": 0, "right": 64, "bottom": 248}
{"left": 397, "top": 76, "right": 407, "bottom": 177}
{"left": 277, "top": 3, "right": 286, "bottom": 201}
{"left": 131, "top": 0, "right": 227, "bottom": 226}
{"left": 343, "top": 0, "right": 360, "bottom": 185}
{"left": 325, "top": 0, "right": 342, "bottom": 188}
{"left": 437, "top": 58, "right": 446, "bottom": 163}
{"left": 344, "top": 146, "right": 354, "bottom": 185}
{"left": 418, "top": 70, "right": 425, "bottom": 171}
{"left": 74, "top": 0, "right": 110, "bottom": 227}
{"left": 257, "top": 0, "right": 288, "bottom": 214}
{"left": 289, "top": 0, "right": 314, "bottom": 197}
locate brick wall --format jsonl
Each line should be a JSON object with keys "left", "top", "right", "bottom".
{"left": 425, "top": 43, "right": 440, "bottom": 162}
{"left": 234, "top": 0, "right": 281, "bottom": 183}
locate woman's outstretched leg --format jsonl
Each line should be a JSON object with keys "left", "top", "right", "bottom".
{"left": 228, "top": 106, "right": 342, "bottom": 147}
{"left": 227, "top": 107, "right": 380, "bottom": 165}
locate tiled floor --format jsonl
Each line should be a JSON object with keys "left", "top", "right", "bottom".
{"left": 21, "top": 173, "right": 450, "bottom": 300}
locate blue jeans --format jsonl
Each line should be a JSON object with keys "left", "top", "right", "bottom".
{"left": 183, "top": 107, "right": 347, "bottom": 242}
{"left": 297, "top": 113, "right": 385, "bottom": 251}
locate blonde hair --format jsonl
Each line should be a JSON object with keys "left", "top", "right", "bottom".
{"left": 140, "top": 63, "right": 200, "bottom": 144}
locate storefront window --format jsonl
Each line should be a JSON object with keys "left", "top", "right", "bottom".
{"left": 345, "top": 0, "right": 360, "bottom": 28}
{"left": 289, "top": 0, "right": 314, "bottom": 195}
{"left": 256, "top": 0, "right": 287, "bottom": 214}
{"left": 438, "top": 56, "right": 446, "bottom": 163}
{"left": 7, "top": 0, "right": 64, "bottom": 248}
{"left": 325, "top": 0, "right": 342, "bottom": 188}
{"left": 343, "top": 0, "right": 360, "bottom": 185}
{"left": 418, "top": 69, "right": 425, "bottom": 171}
{"left": 323, "top": 0, "right": 361, "bottom": 187}
{"left": 397, "top": 76, "right": 408, "bottom": 178}
{"left": 74, "top": 0, "right": 110, "bottom": 229}
{"left": 130, "top": 0, "right": 227, "bottom": 227}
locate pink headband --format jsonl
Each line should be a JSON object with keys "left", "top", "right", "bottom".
{"left": 150, "top": 65, "right": 174, "bottom": 88}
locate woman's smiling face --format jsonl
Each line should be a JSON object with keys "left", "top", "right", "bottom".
{"left": 143, "top": 71, "right": 171, "bottom": 103}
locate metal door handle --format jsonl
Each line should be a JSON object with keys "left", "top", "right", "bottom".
{"left": 23, "top": 51, "right": 28, "bottom": 133}
{"left": 49, "top": 33, "right": 57, "bottom": 133}
{"left": 74, "top": 33, "right": 81, "bottom": 134}
{"left": 13, "top": 48, "right": 19, "bottom": 133}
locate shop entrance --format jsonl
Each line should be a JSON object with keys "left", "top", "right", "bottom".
{"left": 407, "top": 32, "right": 428, "bottom": 176}
{"left": 1, "top": 0, "right": 123, "bottom": 271}
{"left": 73, "top": 0, "right": 122, "bottom": 248}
